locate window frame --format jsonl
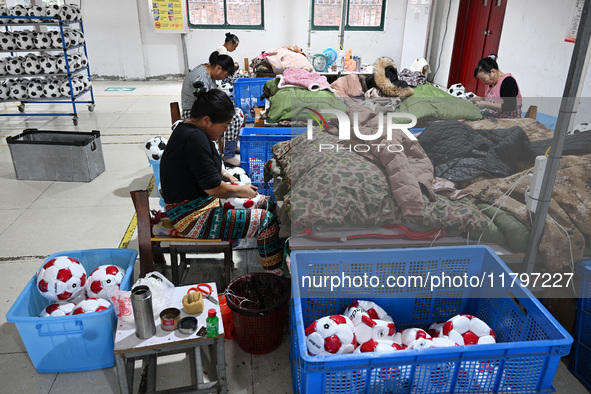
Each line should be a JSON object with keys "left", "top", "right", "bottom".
{"left": 311, "top": 0, "right": 386, "bottom": 31}
{"left": 186, "top": 0, "right": 265, "bottom": 30}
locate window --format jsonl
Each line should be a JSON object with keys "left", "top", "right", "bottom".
{"left": 312, "top": 0, "right": 385, "bottom": 31}
{"left": 187, "top": 0, "right": 264, "bottom": 29}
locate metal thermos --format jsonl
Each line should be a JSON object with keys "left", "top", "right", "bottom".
{"left": 130, "top": 285, "right": 156, "bottom": 339}
{"left": 356, "top": 57, "right": 361, "bottom": 72}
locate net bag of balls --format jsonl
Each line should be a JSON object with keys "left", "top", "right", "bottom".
{"left": 225, "top": 272, "right": 290, "bottom": 354}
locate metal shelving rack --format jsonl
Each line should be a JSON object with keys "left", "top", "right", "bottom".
{"left": 0, "top": 14, "right": 95, "bottom": 125}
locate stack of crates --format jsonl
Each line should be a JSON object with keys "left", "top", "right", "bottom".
{"left": 233, "top": 78, "right": 272, "bottom": 122}
{"left": 568, "top": 259, "right": 591, "bottom": 389}
{"left": 239, "top": 127, "right": 306, "bottom": 198}
{"left": 290, "top": 246, "right": 573, "bottom": 394}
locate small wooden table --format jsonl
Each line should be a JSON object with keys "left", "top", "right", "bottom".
{"left": 114, "top": 283, "right": 226, "bottom": 394}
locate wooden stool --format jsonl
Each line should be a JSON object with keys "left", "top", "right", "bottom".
{"left": 131, "top": 190, "right": 233, "bottom": 286}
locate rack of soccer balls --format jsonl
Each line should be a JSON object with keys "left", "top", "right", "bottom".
{"left": 305, "top": 300, "right": 497, "bottom": 356}
{"left": 0, "top": 3, "right": 95, "bottom": 123}
{"left": 36, "top": 255, "right": 126, "bottom": 317}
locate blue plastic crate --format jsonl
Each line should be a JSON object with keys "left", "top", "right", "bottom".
{"left": 6, "top": 248, "right": 137, "bottom": 373}
{"left": 148, "top": 158, "right": 165, "bottom": 208}
{"left": 569, "top": 340, "right": 591, "bottom": 389}
{"left": 240, "top": 127, "right": 306, "bottom": 197}
{"left": 234, "top": 78, "right": 272, "bottom": 122}
{"left": 290, "top": 246, "right": 572, "bottom": 394}
{"left": 577, "top": 259, "right": 591, "bottom": 311}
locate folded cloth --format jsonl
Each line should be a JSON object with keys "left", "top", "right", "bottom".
{"left": 277, "top": 67, "right": 334, "bottom": 92}
{"left": 398, "top": 68, "right": 427, "bottom": 87}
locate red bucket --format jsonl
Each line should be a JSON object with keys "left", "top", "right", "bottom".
{"left": 225, "top": 272, "right": 290, "bottom": 354}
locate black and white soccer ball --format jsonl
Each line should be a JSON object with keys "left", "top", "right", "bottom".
{"left": 68, "top": 4, "right": 81, "bottom": 21}
{"left": 74, "top": 74, "right": 91, "bottom": 91}
{"left": 64, "top": 29, "right": 78, "bottom": 48}
{"left": 68, "top": 54, "right": 81, "bottom": 70}
{"left": 144, "top": 136, "right": 168, "bottom": 161}
{"left": 71, "top": 30, "right": 84, "bottom": 46}
{"left": 34, "top": 32, "right": 52, "bottom": 49}
{"left": 60, "top": 80, "right": 74, "bottom": 97}
{"left": 27, "top": 81, "right": 44, "bottom": 99}
{"left": 569, "top": 122, "right": 591, "bottom": 135}
{"left": 0, "top": 58, "right": 6, "bottom": 75}
{"left": 43, "top": 79, "right": 62, "bottom": 98}
{"left": 217, "top": 81, "right": 234, "bottom": 98}
{"left": 0, "top": 32, "right": 15, "bottom": 51}
{"left": 15, "top": 31, "right": 35, "bottom": 50}
{"left": 39, "top": 55, "right": 58, "bottom": 74}
{"left": 5, "top": 57, "right": 24, "bottom": 75}
{"left": 78, "top": 53, "right": 88, "bottom": 69}
{"left": 2, "top": 78, "right": 18, "bottom": 89}
{"left": 23, "top": 55, "right": 41, "bottom": 74}
{"left": 10, "top": 82, "right": 28, "bottom": 100}
{"left": 55, "top": 56, "right": 68, "bottom": 73}
{"left": 0, "top": 7, "right": 11, "bottom": 24}
{"left": 448, "top": 83, "right": 467, "bottom": 98}
{"left": 27, "top": 5, "right": 45, "bottom": 21}
{"left": 10, "top": 4, "right": 28, "bottom": 23}
{"left": 226, "top": 166, "right": 250, "bottom": 183}
{"left": 49, "top": 30, "right": 64, "bottom": 49}
{"left": 46, "top": 4, "right": 61, "bottom": 19}
{"left": 0, "top": 84, "right": 8, "bottom": 100}
{"left": 58, "top": 5, "right": 77, "bottom": 22}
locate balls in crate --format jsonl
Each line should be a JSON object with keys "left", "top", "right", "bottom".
{"left": 305, "top": 315, "right": 357, "bottom": 356}
{"left": 220, "top": 183, "right": 262, "bottom": 209}
{"left": 359, "top": 339, "right": 406, "bottom": 353}
{"left": 10, "top": 82, "right": 28, "bottom": 100}
{"left": 23, "top": 56, "right": 41, "bottom": 74}
{"left": 392, "top": 327, "right": 431, "bottom": 347}
{"left": 344, "top": 306, "right": 395, "bottom": 345}
{"left": 34, "top": 32, "right": 51, "bottom": 49}
{"left": 27, "top": 5, "right": 45, "bottom": 20}
{"left": 442, "top": 314, "right": 496, "bottom": 345}
{"left": 72, "top": 298, "right": 111, "bottom": 315}
{"left": 85, "top": 265, "right": 126, "bottom": 299}
{"left": 43, "top": 79, "right": 62, "bottom": 98}
{"left": 0, "top": 32, "right": 15, "bottom": 50}
{"left": 27, "top": 81, "right": 44, "bottom": 99}
{"left": 427, "top": 321, "right": 445, "bottom": 338}
{"left": 36, "top": 256, "right": 88, "bottom": 302}
{"left": 5, "top": 57, "right": 24, "bottom": 75}
{"left": 144, "top": 136, "right": 168, "bottom": 161}
{"left": 39, "top": 302, "right": 76, "bottom": 317}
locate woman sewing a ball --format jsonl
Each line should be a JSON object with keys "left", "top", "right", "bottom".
{"left": 471, "top": 54, "right": 522, "bottom": 118}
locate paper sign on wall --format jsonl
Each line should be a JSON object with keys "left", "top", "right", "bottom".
{"left": 150, "top": 0, "right": 187, "bottom": 33}
{"left": 565, "top": 0, "right": 584, "bottom": 43}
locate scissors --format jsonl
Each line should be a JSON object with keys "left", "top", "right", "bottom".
{"left": 188, "top": 283, "right": 218, "bottom": 305}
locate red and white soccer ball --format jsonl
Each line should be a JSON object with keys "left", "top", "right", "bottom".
{"left": 220, "top": 182, "right": 262, "bottom": 209}
{"left": 305, "top": 315, "right": 357, "bottom": 356}
{"left": 71, "top": 297, "right": 111, "bottom": 315}
{"left": 358, "top": 339, "right": 406, "bottom": 353}
{"left": 85, "top": 265, "right": 126, "bottom": 299}
{"left": 408, "top": 336, "right": 458, "bottom": 349}
{"left": 442, "top": 314, "right": 496, "bottom": 345}
{"left": 344, "top": 300, "right": 395, "bottom": 345}
{"left": 392, "top": 327, "right": 431, "bottom": 348}
{"left": 39, "top": 302, "right": 76, "bottom": 317}
{"left": 347, "top": 300, "right": 392, "bottom": 321}
{"left": 427, "top": 321, "right": 446, "bottom": 338}
{"left": 36, "top": 256, "right": 87, "bottom": 302}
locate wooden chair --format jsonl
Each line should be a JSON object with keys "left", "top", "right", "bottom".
{"left": 131, "top": 189, "right": 233, "bottom": 286}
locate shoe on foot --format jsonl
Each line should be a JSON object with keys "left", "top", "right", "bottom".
{"left": 223, "top": 156, "right": 240, "bottom": 167}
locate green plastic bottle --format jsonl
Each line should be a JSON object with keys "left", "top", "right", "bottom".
{"left": 206, "top": 308, "right": 219, "bottom": 337}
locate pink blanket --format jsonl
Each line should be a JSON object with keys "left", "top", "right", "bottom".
{"left": 277, "top": 67, "right": 334, "bottom": 92}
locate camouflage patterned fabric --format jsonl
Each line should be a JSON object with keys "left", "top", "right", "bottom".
{"left": 269, "top": 131, "right": 489, "bottom": 238}
{"left": 465, "top": 118, "right": 591, "bottom": 271}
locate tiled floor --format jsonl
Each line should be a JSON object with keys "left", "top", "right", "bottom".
{"left": 0, "top": 81, "right": 587, "bottom": 393}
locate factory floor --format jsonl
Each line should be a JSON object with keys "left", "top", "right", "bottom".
{"left": 0, "top": 80, "right": 587, "bottom": 393}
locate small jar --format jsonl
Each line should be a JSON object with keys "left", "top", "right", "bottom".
{"left": 206, "top": 308, "right": 219, "bottom": 337}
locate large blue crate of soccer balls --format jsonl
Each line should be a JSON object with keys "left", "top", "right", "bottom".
{"left": 233, "top": 78, "right": 272, "bottom": 122}
{"left": 290, "top": 246, "right": 572, "bottom": 394}
{"left": 6, "top": 248, "right": 137, "bottom": 373}
{"left": 568, "top": 259, "right": 591, "bottom": 389}
{"left": 239, "top": 127, "right": 306, "bottom": 197}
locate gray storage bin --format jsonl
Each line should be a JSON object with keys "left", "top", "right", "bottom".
{"left": 7, "top": 129, "right": 105, "bottom": 182}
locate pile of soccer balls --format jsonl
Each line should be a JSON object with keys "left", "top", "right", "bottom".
{"left": 36, "top": 255, "right": 126, "bottom": 317}
{"left": 304, "top": 299, "right": 496, "bottom": 356}
{"left": 0, "top": 4, "right": 82, "bottom": 24}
